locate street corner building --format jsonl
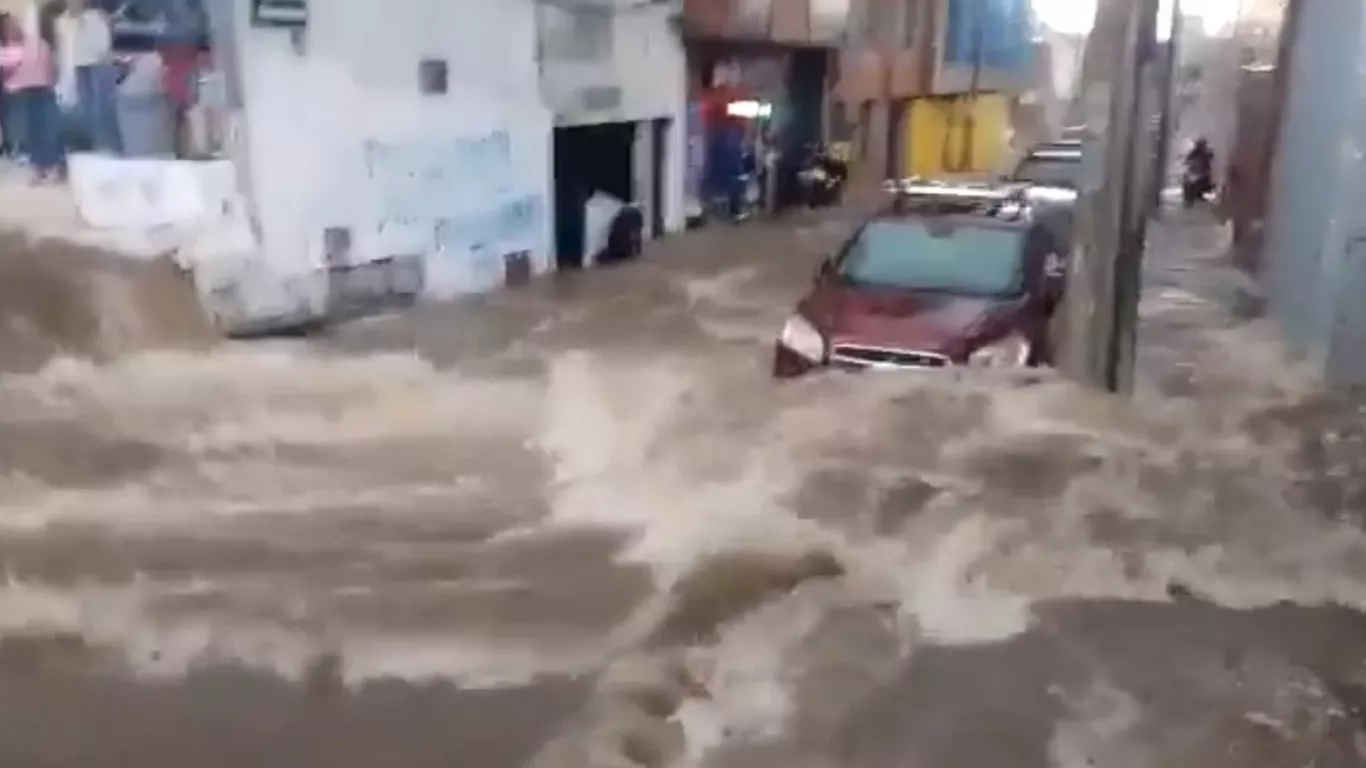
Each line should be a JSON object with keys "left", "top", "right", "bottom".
{"left": 134, "top": 0, "right": 689, "bottom": 331}
{"left": 824, "top": 0, "right": 1038, "bottom": 184}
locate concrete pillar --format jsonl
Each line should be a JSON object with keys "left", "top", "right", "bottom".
{"left": 1259, "top": 0, "right": 1366, "bottom": 383}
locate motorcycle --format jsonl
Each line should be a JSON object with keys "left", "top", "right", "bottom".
{"left": 797, "top": 147, "right": 847, "bottom": 208}
{"left": 1181, "top": 168, "right": 1214, "bottom": 208}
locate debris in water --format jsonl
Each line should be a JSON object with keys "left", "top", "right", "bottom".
{"left": 651, "top": 549, "right": 846, "bottom": 647}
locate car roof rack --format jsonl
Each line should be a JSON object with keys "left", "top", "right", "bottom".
{"left": 882, "top": 177, "right": 1030, "bottom": 217}
{"left": 1024, "top": 147, "right": 1083, "bottom": 161}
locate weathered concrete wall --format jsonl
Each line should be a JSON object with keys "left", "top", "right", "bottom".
{"left": 537, "top": 2, "right": 689, "bottom": 237}
{"left": 224, "top": 0, "right": 553, "bottom": 315}
{"left": 540, "top": 3, "right": 686, "bottom": 127}
{"left": 1221, "top": 0, "right": 1295, "bottom": 276}
{"left": 1260, "top": 0, "right": 1366, "bottom": 383}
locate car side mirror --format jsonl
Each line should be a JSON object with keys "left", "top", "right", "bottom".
{"left": 816, "top": 258, "right": 835, "bottom": 279}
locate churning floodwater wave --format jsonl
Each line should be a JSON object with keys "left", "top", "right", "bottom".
{"left": 1, "top": 216, "right": 1365, "bottom": 765}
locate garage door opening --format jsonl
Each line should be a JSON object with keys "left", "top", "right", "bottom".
{"left": 553, "top": 122, "right": 636, "bottom": 270}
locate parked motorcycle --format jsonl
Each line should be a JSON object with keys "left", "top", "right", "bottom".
{"left": 797, "top": 145, "right": 847, "bottom": 208}
{"left": 1181, "top": 169, "right": 1214, "bottom": 208}
{"left": 596, "top": 205, "right": 645, "bottom": 265}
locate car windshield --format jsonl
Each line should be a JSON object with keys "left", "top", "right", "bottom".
{"left": 838, "top": 220, "right": 1025, "bottom": 297}
{"left": 1013, "top": 157, "right": 1080, "bottom": 189}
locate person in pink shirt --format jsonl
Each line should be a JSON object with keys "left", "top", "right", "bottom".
{"left": 0, "top": 13, "right": 64, "bottom": 182}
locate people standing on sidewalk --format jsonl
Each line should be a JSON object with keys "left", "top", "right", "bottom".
{"left": 0, "top": 85, "right": 9, "bottom": 158}
{"left": 0, "top": 13, "right": 64, "bottom": 183}
{"left": 0, "top": 13, "right": 14, "bottom": 160}
{"left": 158, "top": 0, "right": 205, "bottom": 158}
{"left": 57, "top": 0, "right": 122, "bottom": 155}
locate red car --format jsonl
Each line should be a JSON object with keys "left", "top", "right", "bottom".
{"left": 773, "top": 208, "right": 1067, "bottom": 377}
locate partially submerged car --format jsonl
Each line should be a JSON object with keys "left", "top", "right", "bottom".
{"left": 1010, "top": 145, "right": 1083, "bottom": 191}
{"left": 1008, "top": 145, "right": 1082, "bottom": 250}
{"left": 773, "top": 183, "right": 1068, "bottom": 378}
{"left": 1060, "top": 125, "right": 1087, "bottom": 142}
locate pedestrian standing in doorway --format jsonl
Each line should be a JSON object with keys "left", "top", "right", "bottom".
{"left": 0, "top": 13, "right": 64, "bottom": 182}
{"left": 57, "top": 0, "right": 122, "bottom": 154}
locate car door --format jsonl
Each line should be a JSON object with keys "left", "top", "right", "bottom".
{"left": 1021, "top": 224, "right": 1065, "bottom": 364}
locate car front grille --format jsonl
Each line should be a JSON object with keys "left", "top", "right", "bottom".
{"left": 830, "top": 345, "right": 950, "bottom": 369}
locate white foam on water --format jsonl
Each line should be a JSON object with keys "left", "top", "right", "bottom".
{"left": 3, "top": 211, "right": 1365, "bottom": 766}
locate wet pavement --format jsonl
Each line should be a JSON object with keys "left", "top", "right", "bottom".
{"left": 2, "top": 202, "right": 1366, "bottom": 767}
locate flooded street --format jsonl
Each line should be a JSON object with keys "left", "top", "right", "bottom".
{"left": 2, "top": 206, "right": 1366, "bottom": 767}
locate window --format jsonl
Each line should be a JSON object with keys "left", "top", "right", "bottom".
{"left": 901, "top": 0, "right": 919, "bottom": 48}
{"left": 810, "top": 0, "right": 850, "bottom": 42}
{"left": 538, "top": 5, "right": 613, "bottom": 62}
{"left": 838, "top": 220, "right": 1026, "bottom": 297}
{"left": 1011, "top": 157, "right": 1080, "bottom": 189}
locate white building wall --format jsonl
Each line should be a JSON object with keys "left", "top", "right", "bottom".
{"left": 540, "top": 4, "right": 684, "bottom": 126}
{"left": 222, "top": 0, "right": 554, "bottom": 314}
{"left": 538, "top": 3, "right": 688, "bottom": 236}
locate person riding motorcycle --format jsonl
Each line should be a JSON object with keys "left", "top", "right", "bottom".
{"left": 1182, "top": 137, "right": 1215, "bottom": 207}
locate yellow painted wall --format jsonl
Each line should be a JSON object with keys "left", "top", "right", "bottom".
{"left": 902, "top": 93, "right": 1011, "bottom": 178}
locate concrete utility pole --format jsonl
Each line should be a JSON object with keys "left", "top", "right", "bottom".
{"left": 1150, "top": 0, "right": 1183, "bottom": 213}
{"left": 1058, "top": 0, "right": 1163, "bottom": 394}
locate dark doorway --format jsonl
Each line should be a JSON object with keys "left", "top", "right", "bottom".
{"left": 777, "top": 49, "right": 830, "bottom": 208}
{"left": 650, "top": 118, "right": 670, "bottom": 237}
{"left": 553, "top": 121, "right": 637, "bottom": 269}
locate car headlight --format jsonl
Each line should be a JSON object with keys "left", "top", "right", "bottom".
{"left": 969, "top": 335, "right": 1031, "bottom": 367}
{"left": 779, "top": 314, "right": 826, "bottom": 362}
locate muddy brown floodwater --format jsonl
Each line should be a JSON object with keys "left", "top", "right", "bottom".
{"left": 1, "top": 207, "right": 1365, "bottom": 768}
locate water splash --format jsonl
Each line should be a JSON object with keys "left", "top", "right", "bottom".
{"left": 1, "top": 214, "right": 1363, "bottom": 765}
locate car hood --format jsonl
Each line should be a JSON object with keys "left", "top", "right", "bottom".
{"left": 810, "top": 282, "right": 1017, "bottom": 350}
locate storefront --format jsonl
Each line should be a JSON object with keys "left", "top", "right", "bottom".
{"left": 686, "top": 45, "right": 827, "bottom": 218}
{"left": 537, "top": 1, "right": 686, "bottom": 269}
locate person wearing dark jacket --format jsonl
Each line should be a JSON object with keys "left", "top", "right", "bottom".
{"left": 1186, "top": 137, "right": 1213, "bottom": 176}
{"left": 1182, "top": 137, "right": 1215, "bottom": 206}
